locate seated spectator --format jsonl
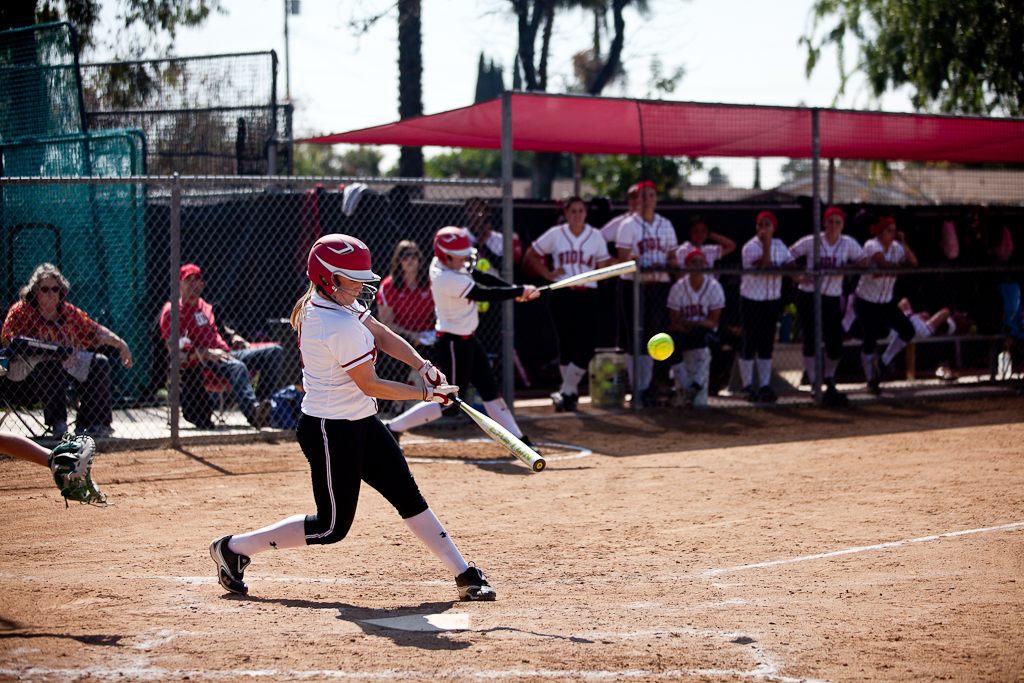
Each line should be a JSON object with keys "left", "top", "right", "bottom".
{"left": 1, "top": 263, "right": 132, "bottom": 438}
{"left": 879, "top": 297, "right": 958, "bottom": 369}
{"left": 159, "top": 264, "right": 281, "bottom": 429}
{"left": 667, "top": 249, "right": 725, "bottom": 408}
{"left": 675, "top": 215, "right": 736, "bottom": 278}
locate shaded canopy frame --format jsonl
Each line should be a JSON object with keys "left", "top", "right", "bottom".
{"left": 301, "top": 91, "right": 1024, "bottom": 409}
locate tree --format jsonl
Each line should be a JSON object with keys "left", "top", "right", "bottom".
{"left": 802, "top": 0, "right": 1024, "bottom": 116}
{"left": 2, "top": 1, "right": 219, "bottom": 58}
{"left": 423, "top": 148, "right": 533, "bottom": 179}
{"left": 293, "top": 144, "right": 383, "bottom": 178}
{"left": 397, "top": 0, "right": 423, "bottom": 177}
{"left": 582, "top": 154, "right": 701, "bottom": 198}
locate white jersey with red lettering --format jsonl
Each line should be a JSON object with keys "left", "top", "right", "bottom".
{"left": 615, "top": 213, "right": 678, "bottom": 283}
{"left": 667, "top": 276, "right": 726, "bottom": 323}
{"left": 676, "top": 240, "right": 723, "bottom": 271}
{"left": 298, "top": 291, "right": 379, "bottom": 420}
{"left": 531, "top": 223, "right": 611, "bottom": 289}
{"left": 789, "top": 233, "right": 864, "bottom": 296}
{"left": 740, "top": 237, "right": 795, "bottom": 301}
{"left": 855, "top": 238, "right": 907, "bottom": 304}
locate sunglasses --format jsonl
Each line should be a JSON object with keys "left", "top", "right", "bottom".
{"left": 37, "top": 286, "right": 61, "bottom": 293}
{"left": 400, "top": 252, "right": 421, "bottom": 259}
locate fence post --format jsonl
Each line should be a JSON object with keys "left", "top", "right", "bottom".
{"left": 501, "top": 91, "right": 515, "bottom": 410}
{"left": 633, "top": 276, "right": 642, "bottom": 412}
{"left": 169, "top": 174, "right": 182, "bottom": 448}
{"left": 811, "top": 108, "right": 824, "bottom": 404}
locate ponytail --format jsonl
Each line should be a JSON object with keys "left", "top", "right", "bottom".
{"left": 290, "top": 282, "right": 316, "bottom": 331}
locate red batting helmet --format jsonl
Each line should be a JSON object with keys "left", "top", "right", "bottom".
{"left": 434, "top": 226, "right": 478, "bottom": 268}
{"left": 307, "top": 234, "right": 380, "bottom": 302}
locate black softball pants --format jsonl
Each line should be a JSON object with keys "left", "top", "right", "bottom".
{"left": 297, "top": 413, "right": 428, "bottom": 546}
{"left": 740, "top": 297, "right": 782, "bottom": 360}
{"left": 548, "top": 288, "right": 600, "bottom": 368}
{"left": 854, "top": 296, "right": 915, "bottom": 355}
{"left": 434, "top": 332, "right": 499, "bottom": 402}
{"left": 794, "top": 290, "right": 844, "bottom": 360}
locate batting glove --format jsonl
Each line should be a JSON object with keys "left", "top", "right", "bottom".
{"left": 418, "top": 360, "right": 447, "bottom": 387}
{"left": 424, "top": 384, "right": 458, "bottom": 406}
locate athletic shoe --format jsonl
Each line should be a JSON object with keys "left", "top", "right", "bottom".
{"left": 249, "top": 400, "right": 272, "bottom": 429}
{"left": 822, "top": 384, "right": 849, "bottom": 407}
{"left": 210, "top": 535, "right": 251, "bottom": 595}
{"left": 76, "top": 425, "right": 114, "bottom": 438}
{"left": 48, "top": 435, "right": 107, "bottom": 506}
{"left": 562, "top": 393, "right": 578, "bottom": 412}
{"left": 670, "top": 385, "right": 696, "bottom": 408}
{"left": 758, "top": 385, "right": 778, "bottom": 403}
{"left": 519, "top": 434, "right": 541, "bottom": 455}
{"left": 455, "top": 566, "right": 496, "bottom": 601}
{"left": 743, "top": 385, "right": 757, "bottom": 403}
{"left": 550, "top": 391, "right": 566, "bottom": 412}
{"left": 867, "top": 377, "right": 882, "bottom": 396}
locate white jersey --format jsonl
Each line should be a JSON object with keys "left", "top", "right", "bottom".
{"left": 615, "top": 213, "right": 678, "bottom": 283}
{"left": 855, "top": 238, "right": 907, "bottom": 304}
{"left": 676, "top": 241, "right": 723, "bottom": 270}
{"left": 298, "top": 292, "right": 378, "bottom": 420}
{"left": 462, "top": 227, "right": 505, "bottom": 257}
{"left": 667, "top": 276, "right": 726, "bottom": 324}
{"left": 430, "top": 256, "right": 478, "bottom": 336}
{"left": 600, "top": 211, "right": 634, "bottom": 243}
{"left": 740, "top": 237, "right": 794, "bottom": 301}
{"left": 910, "top": 313, "right": 934, "bottom": 339}
{"left": 531, "top": 223, "right": 610, "bottom": 290}
{"left": 789, "top": 234, "right": 864, "bottom": 296}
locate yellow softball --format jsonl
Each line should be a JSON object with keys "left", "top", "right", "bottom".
{"left": 647, "top": 333, "right": 674, "bottom": 361}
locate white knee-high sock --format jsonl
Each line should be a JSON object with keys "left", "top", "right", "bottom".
{"left": 881, "top": 337, "right": 906, "bottom": 367}
{"left": 739, "top": 358, "right": 754, "bottom": 388}
{"left": 671, "top": 361, "right": 687, "bottom": 389}
{"left": 755, "top": 358, "right": 773, "bottom": 389}
{"left": 802, "top": 355, "right": 816, "bottom": 386}
{"left": 561, "top": 363, "right": 587, "bottom": 396}
{"left": 404, "top": 508, "right": 469, "bottom": 576}
{"left": 861, "top": 352, "right": 876, "bottom": 381}
{"left": 482, "top": 398, "right": 523, "bottom": 438}
{"left": 842, "top": 294, "right": 857, "bottom": 332}
{"left": 386, "top": 401, "right": 443, "bottom": 433}
{"left": 639, "top": 355, "right": 654, "bottom": 391}
{"left": 693, "top": 349, "right": 711, "bottom": 407}
{"left": 228, "top": 514, "right": 308, "bottom": 557}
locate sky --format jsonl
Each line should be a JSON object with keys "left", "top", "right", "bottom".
{"left": 100, "top": 0, "right": 916, "bottom": 188}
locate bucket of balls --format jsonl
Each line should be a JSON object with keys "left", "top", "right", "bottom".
{"left": 588, "top": 348, "right": 627, "bottom": 408}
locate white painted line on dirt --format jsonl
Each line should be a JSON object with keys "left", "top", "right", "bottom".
{"left": 704, "top": 521, "right": 1024, "bottom": 576}
{"left": 402, "top": 438, "right": 594, "bottom": 465}
{"left": 0, "top": 666, "right": 828, "bottom": 682}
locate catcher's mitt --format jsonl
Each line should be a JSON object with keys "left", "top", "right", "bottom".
{"left": 48, "top": 435, "right": 108, "bottom": 507}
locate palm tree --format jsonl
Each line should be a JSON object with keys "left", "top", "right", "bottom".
{"left": 398, "top": 0, "right": 423, "bottom": 178}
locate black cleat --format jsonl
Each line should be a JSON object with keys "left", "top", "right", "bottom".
{"left": 822, "top": 383, "right": 849, "bottom": 407}
{"left": 743, "top": 385, "right": 757, "bottom": 403}
{"left": 519, "top": 434, "right": 541, "bottom": 455}
{"left": 456, "top": 566, "right": 496, "bottom": 601}
{"left": 210, "top": 535, "right": 251, "bottom": 595}
{"left": 562, "top": 393, "right": 578, "bottom": 412}
{"left": 867, "top": 377, "right": 882, "bottom": 396}
{"left": 550, "top": 392, "right": 566, "bottom": 412}
{"left": 758, "top": 385, "right": 778, "bottom": 403}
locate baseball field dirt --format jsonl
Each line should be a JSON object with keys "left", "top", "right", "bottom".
{"left": 1, "top": 395, "right": 1022, "bottom": 682}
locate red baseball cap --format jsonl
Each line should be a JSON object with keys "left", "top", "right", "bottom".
{"left": 824, "top": 206, "right": 846, "bottom": 222}
{"left": 180, "top": 263, "right": 202, "bottom": 281}
{"left": 683, "top": 249, "right": 706, "bottom": 267}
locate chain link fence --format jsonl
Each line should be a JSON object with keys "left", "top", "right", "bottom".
{"left": 0, "top": 175, "right": 503, "bottom": 447}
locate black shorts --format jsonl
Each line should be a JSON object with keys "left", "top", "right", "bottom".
{"left": 296, "top": 413, "right": 428, "bottom": 546}
{"left": 433, "top": 332, "right": 499, "bottom": 402}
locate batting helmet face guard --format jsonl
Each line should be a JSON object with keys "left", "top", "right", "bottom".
{"left": 434, "top": 226, "right": 478, "bottom": 271}
{"left": 307, "top": 234, "right": 380, "bottom": 307}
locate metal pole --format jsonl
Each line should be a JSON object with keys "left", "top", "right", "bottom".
{"left": 501, "top": 91, "right": 515, "bottom": 411}
{"left": 811, "top": 109, "right": 823, "bottom": 405}
{"left": 573, "top": 153, "right": 581, "bottom": 196}
{"left": 633, "top": 277, "right": 642, "bottom": 412}
{"left": 169, "top": 173, "right": 182, "bottom": 448}
{"left": 283, "top": 0, "right": 291, "bottom": 101}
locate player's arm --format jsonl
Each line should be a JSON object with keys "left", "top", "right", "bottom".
{"left": 345, "top": 358, "right": 453, "bottom": 402}
{"left": 468, "top": 270, "right": 540, "bottom": 302}
{"left": 897, "top": 232, "right": 919, "bottom": 267}
{"left": 523, "top": 245, "right": 563, "bottom": 282}
{"left": 709, "top": 231, "right": 737, "bottom": 257}
{"left": 668, "top": 308, "right": 693, "bottom": 333}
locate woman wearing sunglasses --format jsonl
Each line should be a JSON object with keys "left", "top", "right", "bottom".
{"left": 1, "top": 263, "right": 132, "bottom": 438}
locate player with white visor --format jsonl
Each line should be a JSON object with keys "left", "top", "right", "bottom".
{"left": 385, "top": 227, "right": 540, "bottom": 446}
{"left": 210, "top": 234, "right": 497, "bottom": 601}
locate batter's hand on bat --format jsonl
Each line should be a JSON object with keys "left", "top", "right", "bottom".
{"left": 423, "top": 384, "right": 459, "bottom": 406}
{"left": 517, "top": 284, "right": 540, "bottom": 302}
{"left": 418, "top": 360, "right": 447, "bottom": 387}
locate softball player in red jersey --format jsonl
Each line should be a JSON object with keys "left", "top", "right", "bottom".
{"left": 615, "top": 181, "right": 679, "bottom": 405}
{"left": 524, "top": 196, "right": 612, "bottom": 412}
{"left": 788, "top": 206, "right": 866, "bottom": 405}
{"left": 210, "top": 234, "right": 497, "bottom": 601}
{"left": 666, "top": 249, "right": 726, "bottom": 408}
{"left": 854, "top": 217, "right": 919, "bottom": 394}
{"left": 385, "top": 227, "right": 540, "bottom": 446}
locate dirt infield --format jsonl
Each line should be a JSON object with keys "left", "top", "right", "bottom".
{"left": 1, "top": 396, "right": 1023, "bottom": 682}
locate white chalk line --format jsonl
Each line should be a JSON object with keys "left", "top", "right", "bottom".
{"left": 702, "top": 521, "right": 1024, "bottom": 576}
{"left": 401, "top": 438, "right": 593, "bottom": 465}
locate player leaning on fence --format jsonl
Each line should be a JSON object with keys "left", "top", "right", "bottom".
{"left": 854, "top": 217, "right": 919, "bottom": 395}
{"left": 209, "top": 234, "right": 497, "bottom": 601}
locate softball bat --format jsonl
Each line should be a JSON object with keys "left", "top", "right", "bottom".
{"left": 452, "top": 397, "right": 546, "bottom": 472}
{"left": 537, "top": 260, "right": 637, "bottom": 292}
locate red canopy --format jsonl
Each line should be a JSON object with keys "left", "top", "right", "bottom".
{"left": 301, "top": 92, "right": 1024, "bottom": 163}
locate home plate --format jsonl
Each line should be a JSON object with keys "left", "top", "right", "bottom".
{"left": 362, "top": 613, "right": 471, "bottom": 632}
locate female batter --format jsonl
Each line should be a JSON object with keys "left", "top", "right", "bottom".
{"left": 210, "top": 234, "right": 496, "bottom": 601}
{"left": 524, "top": 196, "right": 612, "bottom": 412}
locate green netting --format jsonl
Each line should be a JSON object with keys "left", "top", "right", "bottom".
{"left": 0, "top": 132, "right": 149, "bottom": 404}
{"left": 0, "top": 22, "right": 84, "bottom": 144}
